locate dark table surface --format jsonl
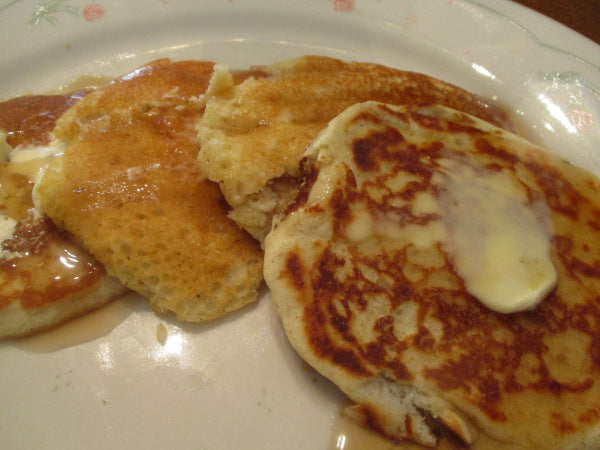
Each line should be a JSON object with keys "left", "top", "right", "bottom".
{"left": 512, "top": 0, "right": 600, "bottom": 45}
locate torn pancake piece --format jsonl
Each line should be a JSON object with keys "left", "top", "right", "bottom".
{"left": 264, "top": 102, "right": 600, "bottom": 448}
{"left": 198, "top": 55, "right": 513, "bottom": 243}
{"left": 34, "top": 60, "right": 264, "bottom": 322}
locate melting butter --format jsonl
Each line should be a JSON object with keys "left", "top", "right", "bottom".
{"left": 8, "top": 140, "right": 65, "bottom": 181}
{"left": 340, "top": 151, "right": 555, "bottom": 313}
{"left": 437, "top": 157, "right": 557, "bottom": 314}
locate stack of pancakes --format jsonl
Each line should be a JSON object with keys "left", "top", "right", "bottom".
{"left": 1, "top": 59, "right": 264, "bottom": 337}
{"left": 197, "top": 56, "right": 513, "bottom": 243}
{"left": 198, "top": 57, "right": 600, "bottom": 448}
{"left": 2, "top": 55, "right": 600, "bottom": 448}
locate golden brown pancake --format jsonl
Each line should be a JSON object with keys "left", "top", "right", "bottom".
{"left": 0, "top": 93, "right": 127, "bottom": 338}
{"left": 264, "top": 102, "right": 600, "bottom": 448}
{"left": 34, "top": 59, "right": 264, "bottom": 322}
{"left": 198, "top": 55, "right": 513, "bottom": 243}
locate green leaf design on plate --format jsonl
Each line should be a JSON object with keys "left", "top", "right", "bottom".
{"left": 28, "top": 0, "right": 79, "bottom": 26}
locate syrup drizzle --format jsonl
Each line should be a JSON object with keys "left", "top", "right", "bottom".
{"left": 12, "top": 293, "right": 142, "bottom": 353}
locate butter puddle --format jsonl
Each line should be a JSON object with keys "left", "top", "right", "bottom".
{"left": 436, "top": 154, "right": 557, "bottom": 313}
{"left": 12, "top": 293, "right": 143, "bottom": 353}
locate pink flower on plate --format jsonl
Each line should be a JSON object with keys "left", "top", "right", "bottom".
{"left": 334, "top": 0, "right": 355, "bottom": 12}
{"left": 83, "top": 3, "right": 106, "bottom": 22}
{"left": 568, "top": 109, "right": 595, "bottom": 131}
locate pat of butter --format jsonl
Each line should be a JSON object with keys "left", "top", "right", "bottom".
{"left": 438, "top": 157, "right": 557, "bottom": 314}
{"left": 8, "top": 141, "right": 65, "bottom": 181}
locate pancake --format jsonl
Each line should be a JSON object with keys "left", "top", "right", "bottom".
{"left": 198, "top": 55, "right": 513, "bottom": 243}
{"left": 263, "top": 102, "right": 600, "bottom": 448}
{"left": 34, "top": 59, "right": 264, "bottom": 322}
{"left": 0, "top": 93, "right": 128, "bottom": 338}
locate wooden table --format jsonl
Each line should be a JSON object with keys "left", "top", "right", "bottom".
{"left": 512, "top": 0, "right": 600, "bottom": 45}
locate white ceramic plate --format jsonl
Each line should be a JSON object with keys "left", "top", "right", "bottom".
{"left": 1, "top": 1, "right": 599, "bottom": 449}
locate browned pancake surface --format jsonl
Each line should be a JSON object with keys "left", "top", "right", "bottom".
{"left": 264, "top": 103, "right": 600, "bottom": 448}
{"left": 35, "top": 60, "right": 264, "bottom": 321}
{"left": 198, "top": 56, "right": 513, "bottom": 242}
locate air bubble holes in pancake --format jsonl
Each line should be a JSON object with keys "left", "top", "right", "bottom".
{"left": 147, "top": 275, "right": 160, "bottom": 287}
{"left": 140, "top": 103, "right": 154, "bottom": 114}
{"left": 218, "top": 154, "right": 233, "bottom": 172}
{"left": 117, "top": 241, "right": 133, "bottom": 257}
